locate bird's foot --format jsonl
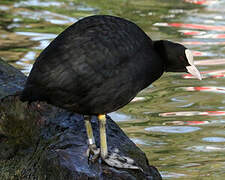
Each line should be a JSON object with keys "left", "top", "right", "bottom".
{"left": 86, "top": 144, "right": 100, "bottom": 162}
{"left": 102, "top": 148, "right": 143, "bottom": 171}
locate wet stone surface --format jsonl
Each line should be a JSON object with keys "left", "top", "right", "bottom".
{"left": 0, "top": 58, "right": 25, "bottom": 98}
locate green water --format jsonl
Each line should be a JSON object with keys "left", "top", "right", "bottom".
{"left": 0, "top": 0, "right": 225, "bottom": 179}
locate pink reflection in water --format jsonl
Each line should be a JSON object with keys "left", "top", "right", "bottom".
{"left": 160, "top": 111, "right": 225, "bottom": 117}
{"left": 163, "top": 120, "right": 209, "bottom": 125}
{"left": 183, "top": 86, "right": 225, "bottom": 93}
{"left": 194, "top": 59, "right": 225, "bottom": 66}
{"left": 179, "top": 30, "right": 206, "bottom": 36}
{"left": 179, "top": 30, "right": 225, "bottom": 39}
{"left": 192, "top": 51, "right": 208, "bottom": 56}
{"left": 185, "top": 121, "right": 209, "bottom": 125}
{"left": 183, "top": 69, "right": 225, "bottom": 79}
{"left": 194, "top": 33, "right": 225, "bottom": 39}
{"left": 154, "top": 22, "right": 225, "bottom": 31}
{"left": 182, "top": 41, "right": 225, "bottom": 45}
{"left": 184, "top": 0, "right": 218, "bottom": 5}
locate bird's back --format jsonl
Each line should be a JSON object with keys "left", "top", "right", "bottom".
{"left": 21, "top": 15, "right": 164, "bottom": 114}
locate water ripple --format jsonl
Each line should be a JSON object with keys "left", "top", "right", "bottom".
{"left": 14, "top": 0, "right": 63, "bottom": 8}
{"left": 202, "top": 137, "right": 225, "bottom": 142}
{"left": 145, "top": 126, "right": 201, "bottom": 133}
{"left": 186, "top": 145, "right": 225, "bottom": 152}
{"left": 160, "top": 111, "right": 225, "bottom": 117}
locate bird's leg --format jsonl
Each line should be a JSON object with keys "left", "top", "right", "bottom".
{"left": 98, "top": 114, "right": 142, "bottom": 170}
{"left": 98, "top": 114, "right": 108, "bottom": 159}
{"left": 84, "top": 115, "right": 100, "bottom": 162}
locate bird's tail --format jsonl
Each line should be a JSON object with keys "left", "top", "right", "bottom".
{"left": 20, "top": 87, "right": 30, "bottom": 102}
{"left": 20, "top": 85, "right": 46, "bottom": 103}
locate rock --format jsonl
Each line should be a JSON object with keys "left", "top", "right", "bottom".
{"left": 0, "top": 58, "right": 162, "bottom": 180}
{"left": 0, "top": 58, "right": 25, "bottom": 98}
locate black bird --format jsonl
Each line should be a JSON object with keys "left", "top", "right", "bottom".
{"left": 20, "top": 15, "right": 201, "bottom": 169}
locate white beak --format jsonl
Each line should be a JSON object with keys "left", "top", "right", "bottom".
{"left": 185, "top": 49, "right": 202, "bottom": 80}
{"left": 186, "top": 65, "right": 202, "bottom": 80}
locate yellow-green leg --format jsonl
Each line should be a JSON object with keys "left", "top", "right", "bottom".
{"left": 84, "top": 115, "right": 100, "bottom": 161}
{"left": 84, "top": 114, "right": 141, "bottom": 170}
{"left": 98, "top": 114, "right": 108, "bottom": 159}
{"left": 97, "top": 114, "right": 141, "bottom": 170}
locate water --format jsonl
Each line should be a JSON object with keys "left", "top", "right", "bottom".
{"left": 0, "top": 0, "right": 225, "bottom": 179}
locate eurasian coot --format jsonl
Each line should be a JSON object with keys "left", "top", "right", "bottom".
{"left": 20, "top": 15, "right": 201, "bottom": 169}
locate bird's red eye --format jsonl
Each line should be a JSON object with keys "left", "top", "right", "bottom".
{"left": 180, "top": 55, "right": 189, "bottom": 66}
{"left": 180, "top": 56, "right": 185, "bottom": 62}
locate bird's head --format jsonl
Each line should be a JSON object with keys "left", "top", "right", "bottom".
{"left": 153, "top": 40, "right": 202, "bottom": 80}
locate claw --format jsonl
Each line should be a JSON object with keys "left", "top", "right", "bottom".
{"left": 102, "top": 149, "right": 143, "bottom": 171}
{"left": 85, "top": 115, "right": 141, "bottom": 170}
{"left": 86, "top": 144, "right": 100, "bottom": 162}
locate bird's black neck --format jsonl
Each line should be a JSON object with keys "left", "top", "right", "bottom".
{"left": 152, "top": 40, "right": 167, "bottom": 72}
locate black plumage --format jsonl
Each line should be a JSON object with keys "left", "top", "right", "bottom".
{"left": 20, "top": 15, "right": 196, "bottom": 115}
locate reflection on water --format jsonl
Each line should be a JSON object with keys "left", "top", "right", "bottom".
{"left": 195, "top": 59, "right": 225, "bottom": 66}
{"left": 15, "top": 51, "right": 36, "bottom": 74}
{"left": 186, "top": 145, "right": 225, "bottom": 152}
{"left": 160, "top": 171, "right": 186, "bottom": 179}
{"left": 108, "top": 112, "right": 131, "bottom": 122}
{"left": 145, "top": 126, "right": 201, "bottom": 133}
{"left": 202, "top": 137, "right": 225, "bottom": 143}
{"left": 155, "top": 22, "right": 225, "bottom": 31}
{"left": 0, "top": 0, "right": 225, "bottom": 179}
{"left": 15, "top": 32, "right": 57, "bottom": 48}
{"left": 16, "top": 10, "right": 78, "bottom": 25}
{"left": 184, "top": 0, "right": 218, "bottom": 5}
{"left": 15, "top": 0, "right": 63, "bottom": 7}
{"left": 130, "top": 138, "right": 150, "bottom": 145}
{"left": 183, "top": 69, "right": 225, "bottom": 79}
{"left": 183, "top": 86, "right": 225, "bottom": 94}
{"left": 160, "top": 111, "right": 225, "bottom": 117}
